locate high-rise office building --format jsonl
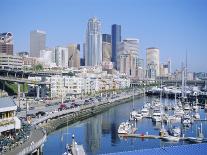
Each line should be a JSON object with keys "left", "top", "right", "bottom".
{"left": 102, "top": 34, "right": 111, "bottom": 43}
{"left": 102, "top": 34, "right": 112, "bottom": 62}
{"left": 68, "top": 44, "right": 80, "bottom": 68}
{"left": 0, "top": 32, "right": 13, "bottom": 55}
{"left": 111, "top": 24, "right": 121, "bottom": 69}
{"left": 85, "top": 17, "right": 102, "bottom": 66}
{"left": 146, "top": 47, "right": 160, "bottom": 79}
{"left": 54, "top": 46, "right": 68, "bottom": 68}
{"left": 119, "top": 38, "right": 139, "bottom": 77}
{"left": 30, "top": 30, "right": 46, "bottom": 57}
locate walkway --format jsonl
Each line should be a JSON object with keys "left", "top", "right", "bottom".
{"left": 5, "top": 128, "right": 46, "bottom": 155}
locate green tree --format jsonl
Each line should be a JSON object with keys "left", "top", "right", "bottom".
{"left": 33, "top": 64, "right": 43, "bottom": 72}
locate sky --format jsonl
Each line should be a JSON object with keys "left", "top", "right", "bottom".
{"left": 1, "top": 0, "right": 207, "bottom": 72}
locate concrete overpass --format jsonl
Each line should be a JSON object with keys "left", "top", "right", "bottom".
{"left": 0, "top": 76, "right": 50, "bottom": 100}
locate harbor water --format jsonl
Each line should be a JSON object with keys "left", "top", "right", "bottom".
{"left": 43, "top": 96, "right": 207, "bottom": 155}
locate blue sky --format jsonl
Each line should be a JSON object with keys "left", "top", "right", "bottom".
{"left": 1, "top": 0, "right": 207, "bottom": 72}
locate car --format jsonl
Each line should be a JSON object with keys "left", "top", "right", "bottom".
{"left": 36, "top": 111, "right": 46, "bottom": 116}
{"left": 29, "top": 107, "right": 35, "bottom": 110}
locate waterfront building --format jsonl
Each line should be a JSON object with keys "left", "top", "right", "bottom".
{"left": 54, "top": 46, "right": 68, "bottom": 68}
{"left": 146, "top": 47, "right": 160, "bottom": 79}
{"left": 30, "top": 30, "right": 46, "bottom": 58}
{"left": 111, "top": 24, "right": 121, "bottom": 69}
{"left": 0, "top": 32, "right": 13, "bottom": 55}
{"left": 50, "top": 75, "right": 83, "bottom": 98}
{"left": 118, "top": 38, "right": 139, "bottom": 78}
{"left": 0, "top": 53, "right": 23, "bottom": 70}
{"left": 85, "top": 17, "right": 102, "bottom": 66}
{"left": 68, "top": 44, "right": 80, "bottom": 68}
{"left": 0, "top": 97, "right": 21, "bottom": 134}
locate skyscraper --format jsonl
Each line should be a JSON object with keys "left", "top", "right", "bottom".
{"left": 146, "top": 47, "right": 160, "bottom": 79}
{"left": 68, "top": 44, "right": 80, "bottom": 68}
{"left": 119, "top": 38, "right": 139, "bottom": 77}
{"left": 111, "top": 24, "right": 121, "bottom": 69}
{"left": 102, "top": 34, "right": 112, "bottom": 62}
{"left": 85, "top": 17, "right": 102, "bottom": 66}
{"left": 54, "top": 46, "right": 68, "bottom": 68}
{"left": 30, "top": 30, "right": 46, "bottom": 57}
{"left": 0, "top": 32, "right": 13, "bottom": 55}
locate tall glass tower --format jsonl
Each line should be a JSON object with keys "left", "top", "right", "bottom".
{"left": 111, "top": 24, "right": 121, "bottom": 69}
{"left": 85, "top": 17, "right": 102, "bottom": 66}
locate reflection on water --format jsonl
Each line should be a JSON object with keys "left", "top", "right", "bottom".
{"left": 43, "top": 96, "right": 207, "bottom": 155}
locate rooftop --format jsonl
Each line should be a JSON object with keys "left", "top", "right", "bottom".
{"left": 0, "top": 97, "right": 16, "bottom": 109}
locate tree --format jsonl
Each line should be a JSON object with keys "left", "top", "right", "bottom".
{"left": 33, "top": 64, "right": 43, "bottom": 72}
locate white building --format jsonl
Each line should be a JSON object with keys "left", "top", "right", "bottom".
{"left": 146, "top": 47, "right": 160, "bottom": 79}
{"left": 0, "top": 53, "right": 23, "bottom": 70}
{"left": 39, "top": 49, "right": 56, "bottom": 68}
{"left": 30, "top": 30, "right": 46, "bottom": 58}
{"left": 0, "top": 97, "right": 21, "bottom": 134}
{"left": 55, "top": 46, "right": 68, "bottom": 68}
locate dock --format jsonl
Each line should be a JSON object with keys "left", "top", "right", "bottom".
{"left": 118, "top": 133, "right": 161, "bottom": 139}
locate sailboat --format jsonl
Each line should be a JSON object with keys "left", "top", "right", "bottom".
{"left": 188, "top": 123, "right": 204, "bottom": 143}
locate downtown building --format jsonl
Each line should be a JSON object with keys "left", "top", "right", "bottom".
{"left": 68, "top": 44, "right": 80, "bottom": 68}
{"left": 54, "top": 46, "right": 68, "bottom": 68}
{"left": 0, "top": 32, "right": 13, "bottom": 55}
{"left": 146, "top": 47, "right": 160, "bottom": 79}
{"left": 118, "top": 38, "right": 139, "bottom": 78}
{"left": 30, "top": 30, "right": 46, "bottom": 57}
{"left": 111, "top": 24, "right": 121, "bottom": 69}
{"left": 85, "top": 17, "right": 102, "bottom": 66}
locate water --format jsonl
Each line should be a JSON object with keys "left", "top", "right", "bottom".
{"left": 43, "top": 96, "right": 207, "bottom": 155}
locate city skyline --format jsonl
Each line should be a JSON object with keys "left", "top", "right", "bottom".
{"left": 1, "top": 0, "right": 207, "bottom": 72}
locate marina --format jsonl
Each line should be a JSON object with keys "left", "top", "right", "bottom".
{"left": 43, "top": 95, "right": 207, "bottom": 155}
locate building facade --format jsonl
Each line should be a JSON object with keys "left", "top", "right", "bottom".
{"left": 111, "top": 24, "right": 121, "bottom": 69}
{"left": 0, "top": 32, "right": 13, "bottom": 55}
{"left": 0, "top": 97, "right": 21, "bottom": 134}
{"left": 39, "top": 49, "right": 56, "bottom": 68}
{"left": 30, "top": 30, "right": 46, "bottom": 58}
{"left": 85, "top": 17, "right": 102, "bottom": 66}
{"left": 55, "top": 46, "right": 68, "bottom": 68}
{"left": 146, "top": 47, "right": 160, "bottom": 79}
{"left": 0, "top": 54, "right": 23, "bottom": 70}
{"left": 68, "top": 44, "right": 80, "bottom": 68}
{"left": 118, "top": 38, "right": 139, "bottom": 77}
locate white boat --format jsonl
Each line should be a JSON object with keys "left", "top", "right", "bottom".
{"left": 193, "top": 112, "right": 200, "bottom": 120}
{"left": 129, "top": 110, "right": 138, "bottom": 121}
{"left": 174, "top": 108, "right": 184, "bottom": 116}
{"left": 63, "top": 134, "right": 86, "bottom": 155}
{"left": 188, "top": 123, "right": 204, "bottom": 143}
{"left": 183, "top": 104, "right": 191, "bottom": 111}
{"left": 118, "top": 122, "right": 135, "bottom": 134}
{"left": 134, "top": 111, "right": 142, "bottom": 120}
{"left": 169, "top": 127, "right": 181, "bottom": 137}
{"left": 162, "top": 135, "right": 180, "bottom": 142}
{"left": 152, "top": 109, "right": 162, "bottom": 122}
{"left": 182, "top": 114, "right": 192, "bottom": 126}
{"left": 141, "top": 107, "right": 149, "bottom": 117}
